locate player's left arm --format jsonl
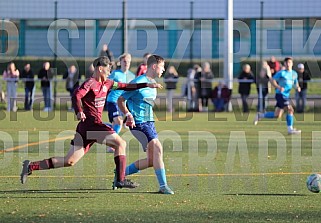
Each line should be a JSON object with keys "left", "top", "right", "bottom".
{"left": 113, "top": 82, "right": 163, "bottom": 91}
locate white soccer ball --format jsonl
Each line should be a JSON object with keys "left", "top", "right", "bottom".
{"left": 306, "top": 173, "right": 321, "bottom": 193}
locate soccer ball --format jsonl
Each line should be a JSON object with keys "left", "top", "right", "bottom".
{"left": 306, "top": 173, "right": 321, "bottom": 193}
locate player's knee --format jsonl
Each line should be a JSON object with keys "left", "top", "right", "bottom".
{"left": 288, "top": 106, "right": 294, "bottom": 114}
{"left": 150, "top": 140, "right": 163, "bottom": 155}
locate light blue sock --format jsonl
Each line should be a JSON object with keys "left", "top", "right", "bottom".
{"left": 264, "top": 112, "right": 275, "bottom": 119}
{"left": 286, "top": 114, "right": 293, "bottom": 127}
{"left": 155, "top": 168, "right": 167, "bottom": 188}
{"left": 113, "top": 124, "right": 121, "bottom": 134}
{"left": 125, "top": 163, "right": 140, "bottom": 176}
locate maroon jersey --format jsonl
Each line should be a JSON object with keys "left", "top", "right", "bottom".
{"left": 72, "top": 77, "right": 148, "bottom": 124}
{"left": 136, "top": 63, "right": 147, "bottom": 77}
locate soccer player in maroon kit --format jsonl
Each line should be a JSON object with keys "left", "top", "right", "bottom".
{"left": 20, "top": 56, "right": 162, "bottom": 188}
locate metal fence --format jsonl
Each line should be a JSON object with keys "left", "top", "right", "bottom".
{"left": 1, "top": 18, "right": 321, "bottom": 60}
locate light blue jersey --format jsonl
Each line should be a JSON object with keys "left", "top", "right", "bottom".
{"left": 107, "top": 69, "right": 135, "bottom": 103}
{"left": 273, "top": 69, "right": 298, "bottom": 98}
{"left": 121, "top": 74, "right": 157, "bottom": 124}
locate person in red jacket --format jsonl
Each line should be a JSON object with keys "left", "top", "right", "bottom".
{"left": 20, "top": 56, "right": 162, "bottom": 189}
{"left": 136, "top": 53, "right": 151, "bottom": 77}
{"left": 267, "top": 56, "right": 281, "bottom": 77}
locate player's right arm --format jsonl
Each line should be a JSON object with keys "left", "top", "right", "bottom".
{"left": 269, "top": 71, "right": 284, "bottom": 92}
{"left": 117, "top": 95, "right": 135, "bottom": 128}
{"left": 72, "top": 79, "right": 93, "bottom": 121}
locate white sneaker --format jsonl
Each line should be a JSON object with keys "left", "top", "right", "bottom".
{"left": 43, "top": 107, "right": 49, "bottom": 112}
{"left": 288, "top": 129, "right": 301, "bottom": 135}
{"left": 254, "top": 113, "right": 261, "bottom": 125}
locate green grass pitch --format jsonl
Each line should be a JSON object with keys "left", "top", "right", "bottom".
{"left": 0, "top": 110, "right": 320, "bottom": 222}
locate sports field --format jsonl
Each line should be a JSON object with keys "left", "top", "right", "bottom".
{"left": 0, "top": 111, "right": 320, "bottom": 222}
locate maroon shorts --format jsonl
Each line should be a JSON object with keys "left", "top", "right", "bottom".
{"left": 71, "top": 121, "right": 115, "bottom": 154}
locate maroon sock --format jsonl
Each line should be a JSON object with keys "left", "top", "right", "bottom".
{"left": 114, "top": 155, "right": 126, "bottom": 182}
{"left": 29, "top": 158, "right": 54, "bottom": 171}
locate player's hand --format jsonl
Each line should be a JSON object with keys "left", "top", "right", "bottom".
{"left": 147, "top": 83, "right": 163, "bottom": 89}
{"left": 125, "top": 113, "right": 136, "bottom": 128}
{"left": 279, "top": 87, "right": 285, "bottom": 92}
{"left": 77, "top": 112, "right": 86, "bottom": 122}
{"left": 297, "top": 86, "right": 301, "bottom": 93}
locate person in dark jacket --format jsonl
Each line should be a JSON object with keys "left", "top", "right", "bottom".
{"left": 195, "top": 62, "right": 214, "bottom": 112}
{"left": 85, "top": 63, "right": 94, "bottom": 79}
{"left": 20, "top": 64, "right": 35, "bottom": 110}
{"left": 238, "top": 64, "right": 254, "bottom": 113}
{"left": 211, "top": 81, "right": 231, "bottom": 112}
{"left": 63, "top": 65, "right": 80, "bottom": 110}
{"left": 164, "top": 66, "right": 179, "bottom": 112}
{"left": 295, "top": 63, "right": 311, "bottom": 113}
{"left": 99, "top": 44, "right": 114, "bottom": 64}
{"left": 256, "top": 61, "right": 271, "bottom": 112}
{"left": 38, "top": 62, "right": 52, "bottom": 112}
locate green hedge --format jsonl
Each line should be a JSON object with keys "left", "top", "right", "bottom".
{"left": 0, "top": 57, "right": 320, "bottom": 78}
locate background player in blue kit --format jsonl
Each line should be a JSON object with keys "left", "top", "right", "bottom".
{"left": 106, "top": 53, "right": 135, "bottom": 152}
{"left": 254, "top": 57, "right": 301, "bottom": 134}
{"left": 117, "top": 55, "right": 174, "bottom": 194}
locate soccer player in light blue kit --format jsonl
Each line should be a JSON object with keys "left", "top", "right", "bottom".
{"left": 254, "top": 57, "right": 301, "bottom": 134}
{"left": 106, "top": 53, "right": 135, "bottom": 152}
{"left": 117, "top": 55, "right": 174, "bottom": 194}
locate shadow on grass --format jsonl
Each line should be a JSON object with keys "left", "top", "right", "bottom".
{"left": 0, "top": 188, "right": 111, "bottom": 194}
{"left": 224, "top": 193, "right": 307, "bottom": 197}
{"left": 0, "top": 196, "right": 95, "bottom": 199}
{"left": 0, "top": 188, "right": 158, "bottom": 195}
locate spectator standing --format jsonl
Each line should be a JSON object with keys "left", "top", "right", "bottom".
{"left": 195, "top": 62, "right": 214, "bottom": 112}
{"left": 99, "top": 44, "right": 114, "bottom": 64}
{"left": 267, "top": 56, "right": 280, "bottom": 77}
{"left": 63, "top": 65, "right": 80, "bottom": 110}
{"left": 136, "top": 53, "right": 151, "bottom": 77}
{"left": 38, "top": 62, "right": 52, "bottom": 112}
{"left": 3, "top": 62, "right": 19, "bottom": 112}
{"left": 211, "top": 81, "right": 231, "bottom": 112}
{"left": 86, "top": 63, "right": 95, "bottom": 79}
{"left": 295, "top": 63, "right": 311, "bottom": 113}
{"left": 186, "top": 67, "right": 198, "bottom": 111}
{"left": 164, "top": 66, "right": 179, "bottom": 112}
{"left": 238, "top": 64, "right": 254, "bottom": 113}
{"left": 20, "top": 64, "right": 35, "bottom": 111}
{"left": 256, "top": 61, "right": 271, "bottom": 112}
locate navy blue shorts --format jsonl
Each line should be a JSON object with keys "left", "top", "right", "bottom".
{"left": 106, "top": 102, "right": 123, "bottom": 123}
{"left": 275, "top": 93, "right": 290, "bottom": 109}
{"left": 130, "top": 122, "right": 158, "bottom": 151}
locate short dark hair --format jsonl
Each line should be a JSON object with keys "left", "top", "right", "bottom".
{"left": 284, "top": 57, "right": 293, "bottom": 62}
{"left": 93, "top": 56, "right": 111, "bottom": 68}
{"left": 147, "top": 54, "right": 164, "bottom": 67}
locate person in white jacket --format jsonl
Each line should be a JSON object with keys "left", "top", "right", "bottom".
{"left": 3, "top": 62, "right": 19, "bottom": 112}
